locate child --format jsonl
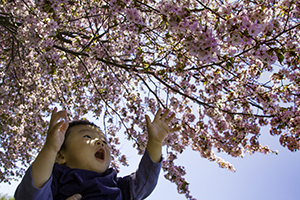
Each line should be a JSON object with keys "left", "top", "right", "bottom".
{"left": 14, "top": 107, "right": 180, "bottom": 200}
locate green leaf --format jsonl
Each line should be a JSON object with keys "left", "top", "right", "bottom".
{"left": 158, "top": 69, "right": 165, "bottom": 75}
{"left": 138, "top": 25, "right": 143, "bottom": 34}
{"left": 225, "top": 62, "right": 232, "bottom": 69}
{"left": 183, "top": 7, "right": 191, "bottom": 16}
{"left": 143, "top": 63, "right": 149, "bottom": 72}
{"left": 42, "top": 5, "right": 53, "bottom": 13}
{"left": 214, "top": 20, "right": 220, "bottom": 30}
{"left": 49, "top": 66, "right": 57, "bottom": 75}
{"left": 166, "top": 32, "right": 171, "bottom": 39}
{"left": 275, "top": 49, "right": 284, "bottom": 64}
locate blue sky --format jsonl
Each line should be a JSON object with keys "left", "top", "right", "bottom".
{"left": 1, "top": 124, "right": 299, "bottom": 200}
{"left": 120, "top": 126, "right": 300, "bottom": 200}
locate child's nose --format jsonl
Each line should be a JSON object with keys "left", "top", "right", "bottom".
{"left": 96, "top": 140, "right": 104, "bottom": 146}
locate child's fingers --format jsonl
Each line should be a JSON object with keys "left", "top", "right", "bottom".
{"left": 49, "top": 107, "right": 58, "bottom": 127}
{"left": 51, "top": 120, "right": 68, "bottom": 135}
{"left": 49, "top": 109, "right": 67, "bottom": 129}
{"left": 153, "top": 108, "right": 162, "bottom": 121}
{"left": 170, "top": 126, "right": 181, "bottom": 133}
{"left": 165, "top": 112, "right": 175, "bottom": 124}
{"left": 66, "top": 194, "right": 82, "bottom": 200}
{"left": 145, "top": 115, "right": 151, "bottom": 127}
{"left": 53, "top": 107, "right": 58, "bottom": 113}
{"left": 160, "top": 108, "right": 170, "bottom": 120}
{"left": 59, "top": 121, "right": 69, "bottom": 132}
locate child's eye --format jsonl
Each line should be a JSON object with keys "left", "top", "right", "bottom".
{"left": 102, "top": 140, "right": 107, "bottom": 144}
{"left": 83, "top": 135, "right": 91, "bottom": 139}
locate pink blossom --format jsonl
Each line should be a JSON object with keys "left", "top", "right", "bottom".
{"left": 48, "top": 20, "right": 58, "bottom": 29}
{"left": 230, "top": 31, "right": 242, "bottom": 46}
{"left": 51, "top": 3, "right": 61, "bottom": 12}
{"left": 218, "top": 5, "right": 232, "bottom": 16}
{"left": 248, "top": 23, "right": 262, "bottom": 37}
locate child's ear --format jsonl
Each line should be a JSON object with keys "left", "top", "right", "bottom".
{"left": 56, "top": 151, "right": 66, "bottom": 165}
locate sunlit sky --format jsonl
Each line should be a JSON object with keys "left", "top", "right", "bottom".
{"left": 1, "top": 122, "right": 299, "bottom": 200}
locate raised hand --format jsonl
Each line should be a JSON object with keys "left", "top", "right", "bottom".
{"left": 44, "top": 107, "right": 69, "bottom": 153}
{"left": 145, "top": 108, "right": 181, "bottom": 163}
{"left": 145, "top": 108, "right": 181, "bottom": 143}
{"left": 32, "top": 107, "right": 69, "bottom": 188}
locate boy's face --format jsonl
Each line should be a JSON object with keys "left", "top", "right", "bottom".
{"left": 59, "top": 124, "right": 111, "bottom": 173}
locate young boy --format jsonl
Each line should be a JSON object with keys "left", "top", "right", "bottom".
{"left": 14, "top": 107, "right": 180, "bottom": 200}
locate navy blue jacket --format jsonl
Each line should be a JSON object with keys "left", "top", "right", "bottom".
{"left": 15, "top": 150, "right": 162, "bottom": 200}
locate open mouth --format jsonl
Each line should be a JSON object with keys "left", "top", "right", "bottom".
{"left": 95, "top": 148, "right": 105, "bottom": 161}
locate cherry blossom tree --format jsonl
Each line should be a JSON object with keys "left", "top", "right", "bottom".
{"left": 1, "top": 0, "right": 300, "bottom": 198}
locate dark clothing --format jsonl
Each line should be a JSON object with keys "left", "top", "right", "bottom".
{"left": 15, "top": 150, "right": 162, "bottom": 200}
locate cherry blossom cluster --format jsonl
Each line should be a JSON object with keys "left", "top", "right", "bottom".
{"left": 162, "top": 152, "right": 195, "bottom": 200}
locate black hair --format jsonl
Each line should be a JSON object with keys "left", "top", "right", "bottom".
{"left": 60, "top": 120, "right": 102, "bottom": 151}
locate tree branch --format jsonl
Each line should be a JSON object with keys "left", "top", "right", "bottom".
{"left": 53, "top": 45, "right": 89, "bottom": 57}
{"left": 77, "top": 56, "right": 139, "bottom": 146}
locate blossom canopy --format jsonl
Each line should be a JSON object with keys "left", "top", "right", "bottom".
{"left": 0, "top": 0, "right": 300, "bottom": 199}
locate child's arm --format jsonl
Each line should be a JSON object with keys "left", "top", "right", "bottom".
{"left": 145, "top": 108, "right": 181, "bottom": 163}
{"left": 31, "top": 108, "right": 68, "bottom": 188}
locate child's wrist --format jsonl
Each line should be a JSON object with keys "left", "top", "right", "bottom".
{"left": 146, "top": 139, "right": 163, "bottom": 163}
{"left": 42, "top": 143, "right": 60, "bottom": 155}
{"left": 147, "top": 138, "right": 163, "bottom": 147}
